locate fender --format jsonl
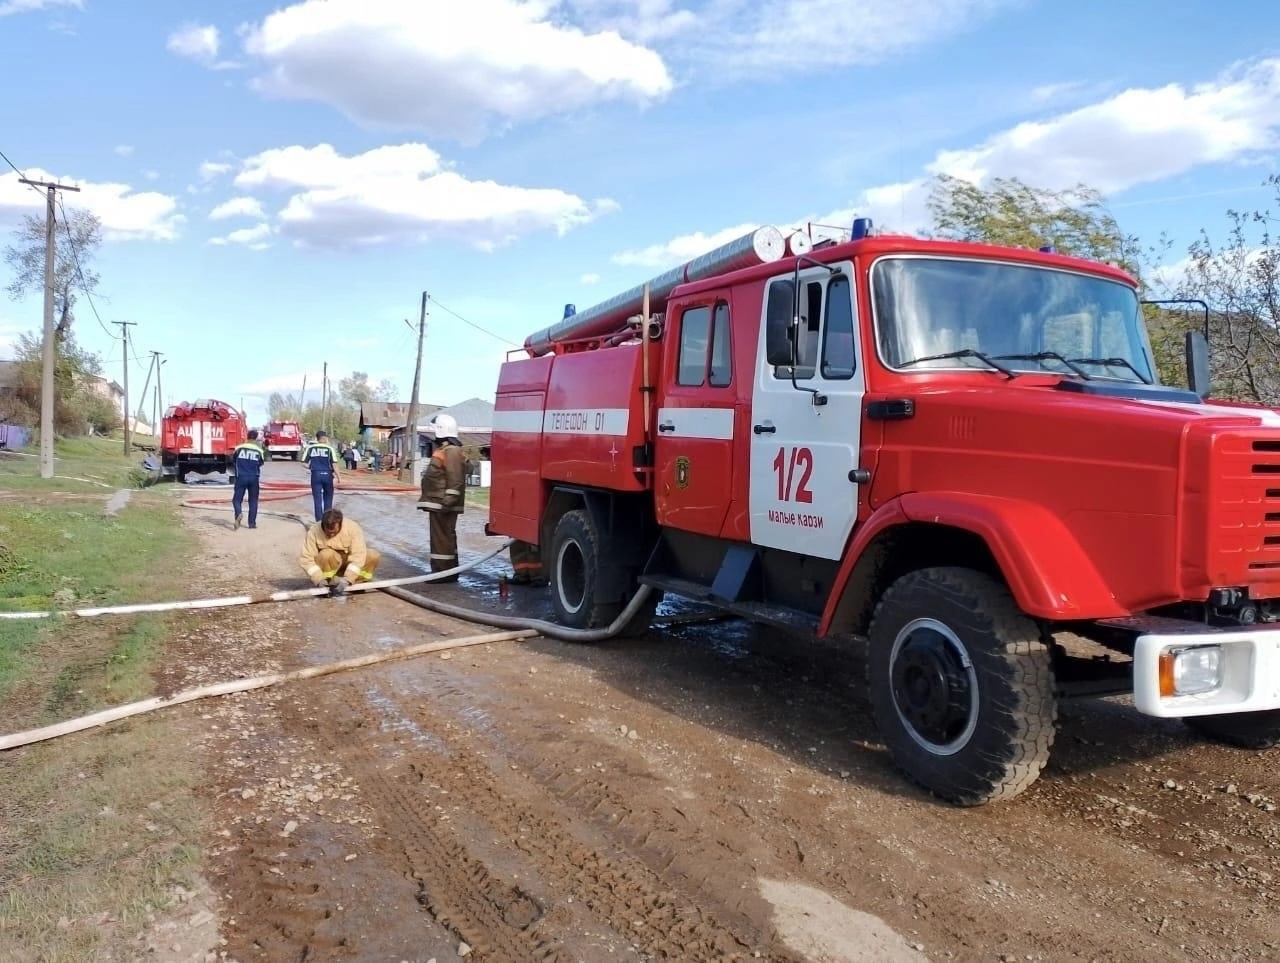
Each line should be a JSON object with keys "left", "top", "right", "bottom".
{"left": 818, "top": 492, "right": 1126, "bottom": 633}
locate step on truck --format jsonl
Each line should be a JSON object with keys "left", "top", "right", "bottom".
{"left": 486, "top": 220, "right": 1280, "bottom": 805}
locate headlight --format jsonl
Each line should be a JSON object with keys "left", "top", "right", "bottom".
{"left": 1159, "top": 645, "right": 1223, "bottom": 697}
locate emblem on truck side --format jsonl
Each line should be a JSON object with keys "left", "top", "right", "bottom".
{"left": 675, "top": 456, "right": 691, "bottom": 489}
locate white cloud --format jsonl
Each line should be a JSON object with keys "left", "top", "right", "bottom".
{"left": 0, "top": 170, "right": 184, "bottom": 241}
{"left": 612, "top": 222, "right": 762, "bottom": 269}
{"left": 927, "top": 58, "right": 1280, "bottom": 195}
{"left": 209, "top": 196, "right": 266, "bottom": 220}
{"left": 198, "top": 161, "right": 233, "bottom": 181}
{"left": 0, "top": 0, "right": 81, "bottom": 16}
{"left": 114, "top": 144, "right": 134, "bottom": 157}
{"left": 231, "top": 142, "right": 616, "bottom": 250}
{"left": 240, "top": 0, "right": 673, "bottom": 141}
{"left": 209, "top": 222, "right": 273, "bottom": 250}
{"left": 167, "top": 23, "right": 219, "bottom": 63}
{"left": 239, "top": 371, "right": 319, "bottom": 395}
{"left": 567, "top": 0, "right": 1010, "bottom": 76}
{"left": 580, "top": 273, "right": 601, "bottom": 285}
{"left": 143, "top": 170, "right": 160, "bottom": 181}
{"left": 627, "top": 57, "right": 1280, "bottom": 264}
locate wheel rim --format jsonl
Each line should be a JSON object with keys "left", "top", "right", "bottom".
{"left": 888, "top": 618, "right": 978, "bottom": 756}
{"left": 556, "top": 538, "right": 586, "bottom": 616}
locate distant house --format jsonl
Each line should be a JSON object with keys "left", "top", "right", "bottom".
{"left": 0, "top": 360, "right": 19, "bottom": 397}
{"left": 87, "top": 374, "right": 126, "bottom": 416}
{"left": 359, "top": 400, "right": 443, "bottom": 446}
{"left": 387, "top": 396, "right": 494, "bottom": 464}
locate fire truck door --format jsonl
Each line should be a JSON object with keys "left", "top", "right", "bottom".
{"left": 654, "top": 298, "right": 737, "bottom": 536}
{"left": 748, "top": 266, "right": 862, "bottom": 560}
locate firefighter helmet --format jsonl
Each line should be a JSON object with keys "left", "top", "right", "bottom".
{"left": 432, "top": 414, "right": 458, "bottom": 439}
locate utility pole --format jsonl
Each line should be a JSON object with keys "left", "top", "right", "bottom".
{"left": 153, "top": 355, "right": 164, "bottom": 432}
{"left": 114, "top": 321, "right": 136, "bottom": 456}
{"left": 299, "top": 373, "right": 307, "bottom": 414}
{"left": 321, "top": 361, "right": 329, "bottom": 434}
{"left": 19, "top": 177, "right": 80, "bottom": 479}
{"left": 401, "top": 292, "right": 428, "bottom": 482}
{"left": 136, "top": 351, "right": 157, "bottom": 434}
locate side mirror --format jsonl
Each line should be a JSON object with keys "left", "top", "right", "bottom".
{"left": 765, "top": 280, "right": 796, "bottom": 366}
{"left": 1185, "top": 330, "right": 1210, "bottom": 399}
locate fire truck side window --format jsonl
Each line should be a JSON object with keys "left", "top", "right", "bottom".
{"left": 677, "top": 305, "right": 711, "bottom": 386}
{"left": 821, "top": 276, "right": 856, "bottom": 379}
{"left": 709, "top": 302, "right": 732, "bottom": 387}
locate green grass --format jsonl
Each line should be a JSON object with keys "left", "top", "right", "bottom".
{"left": 0, "top": 483, "right": 205, "bottom": 960}
{"left": 0, "top": 436, "right": 157, "bottom": 492}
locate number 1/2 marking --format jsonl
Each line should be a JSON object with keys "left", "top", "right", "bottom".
{"left": 771, "top": 446, "right": 814, "bottom": 503}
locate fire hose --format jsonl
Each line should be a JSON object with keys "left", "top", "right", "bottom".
{"left": 0, "top": 482, "right": 659, "bottom": 750}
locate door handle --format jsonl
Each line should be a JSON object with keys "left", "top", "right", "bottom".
{"left": 658, "top": 422, "right": 676, "bottom": 433}
{"left": 753, "top": 424, "right": 776, "bottom": 435}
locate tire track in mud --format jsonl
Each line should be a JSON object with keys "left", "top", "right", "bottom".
{"left": 298, "top": 677, "right": 803, "bottom": 962}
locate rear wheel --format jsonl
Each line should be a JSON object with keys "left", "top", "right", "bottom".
{"left": 548, "top": 509, "right": 656, "bottom": 637}
{"left": 1185, "top": 710, "right": 1280, "bottom": 749}
{"left": 867, "top": 567, "right": 1056, "bottom": 806}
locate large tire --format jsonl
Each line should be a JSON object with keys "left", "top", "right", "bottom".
{"left": 548, "top": 509, "right": 656, "bottom": 636}
{"left": 1184, "top": 710, "right": 1280, "bottom": 749}
{"left": 867, "top": 567, "right": 1057, "bottom": 806}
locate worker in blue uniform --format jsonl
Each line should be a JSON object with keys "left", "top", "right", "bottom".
{"left": 231, "top": 429, "right": 268, "bottom": 530}
{"left": 302, "top": 429, "right": 341, "bottom": 523}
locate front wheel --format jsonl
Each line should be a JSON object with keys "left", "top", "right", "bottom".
{"left": 548, "top": 509, "right": 656, "bottom": 637}
{"left": 1184, "top": 710, "right": 1280, "bottom": 749}
{"left": 867, "top": 567, "right": 1057, "bottom": 806}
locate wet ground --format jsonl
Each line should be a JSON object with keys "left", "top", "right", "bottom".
{"left": 155, "top": 460, "right": 1280, "bottom": 961}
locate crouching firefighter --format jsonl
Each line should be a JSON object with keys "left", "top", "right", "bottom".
{"left": 299, "top": 509, "right": 382, "bottom": 596}
{"left": 416, "top": 414, "right": 472, "bottom": 581}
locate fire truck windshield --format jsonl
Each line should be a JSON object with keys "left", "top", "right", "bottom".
{"left": 873, "top": 256, "right": 1154, "bottom": 383}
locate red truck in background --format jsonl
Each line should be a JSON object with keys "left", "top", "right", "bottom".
{"left": 487, "top": 221, "right": 1280, "bottom": 806}
{"left": 262, "top": 420, "right": 303, "bottom": 460}
{"left": 160, "top": 398, "right": 247, "bottom": 483}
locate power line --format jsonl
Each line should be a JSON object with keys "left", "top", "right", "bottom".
{"left": 0, "top": 147, "right": 45, "bottom": 197}
{"left": 426, "top": 294, "right": 519, "bottom": 347}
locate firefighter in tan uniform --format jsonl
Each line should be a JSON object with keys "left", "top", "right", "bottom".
{"left": 299, "top": 509, "right": 382, "bottom": 594}
{"left": 417, "top": 414, "right": 472, "bottom": 581}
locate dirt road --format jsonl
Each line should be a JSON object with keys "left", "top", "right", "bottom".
{"left": 153, "top": 461, "right": 1279, "bottom": 961}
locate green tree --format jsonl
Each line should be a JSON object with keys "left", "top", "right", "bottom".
{"left": 337, "top": 371, "right": 398, "bottom": 405}
{"left": 0, "top": 331, "right": 115, "bottom": 436}
{"left": 337, "top": 371, "right": 372, "bottom": 405}
{"left": 925, "top": 174, "right": 1191, "bottom": 384}
{"left": 3, "top": 207, "right": 103, "bottom": 341}
{"left": 927, "top": 174, "right": 1142, "bottom": 275}
{"left": 1173, "top": 175, "right": 1280, "bottom": 404}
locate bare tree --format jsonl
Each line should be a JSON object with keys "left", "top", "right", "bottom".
{"left": 1175, "top": 177, "right": 1280, "bottom": 404}
{"left": 3, "top": 207, "right": 103, "bottom": 341}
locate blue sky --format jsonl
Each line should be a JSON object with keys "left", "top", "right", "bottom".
{"left": 1, "top": 0, "right": 1278, "bottom": 428}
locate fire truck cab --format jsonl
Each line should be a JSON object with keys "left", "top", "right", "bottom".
{"left": 489, "top": 222, "right": 1280, "bottom": 805}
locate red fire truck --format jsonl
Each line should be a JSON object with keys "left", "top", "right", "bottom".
{"left": 262, "top": 420, "right": 303, "bottom": 460}
{"left": 487, "top": 221, "right": 1280, "bottom": 805}
{"left": 160, "top": 398, "right": 247, "bottom": 483}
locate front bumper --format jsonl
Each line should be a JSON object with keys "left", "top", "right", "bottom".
{"left": 1134, "top": 628, "right": 1280, "bottom": 717}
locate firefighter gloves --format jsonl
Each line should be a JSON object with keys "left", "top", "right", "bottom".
{"left": 331, "top": 578, "right": 350, "bottom": 596}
